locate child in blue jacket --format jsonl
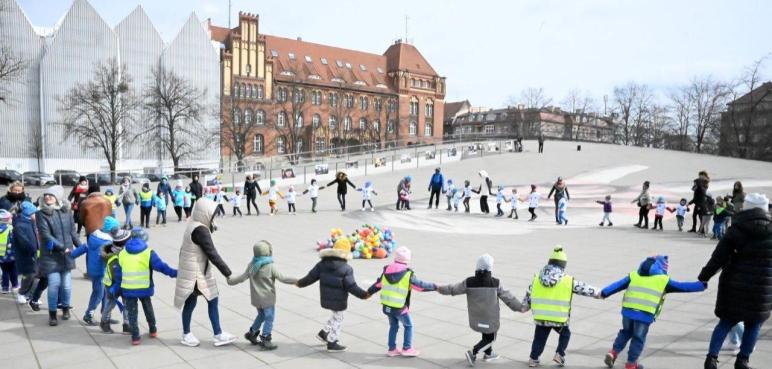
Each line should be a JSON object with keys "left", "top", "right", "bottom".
{"left": 152, "top": 190, "right": 167, "bottom": 225}
{"left": 71, "top": 216, "right": 119, "bottom": 325}
{"left": 171, "top": 182, "right": 186, "bottom": 221}
{"left": 113, "top": 228, "right": 177, "bottom": 345}
{"left": 600, "top": 255, "right": 705, "bottom": 369}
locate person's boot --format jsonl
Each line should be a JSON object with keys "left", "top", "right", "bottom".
{"left": 244, "top": 329, "right": 259, "bottom": 345}
{"left": 29, "top": 299, "right": 40, "bottom": 311}
{"left": 704, "top": 355, "right": 718, "bottom": 369}
{"left": 259, "top": 335, "right": 277, "bottom": 350}
{"left": 83, "top": 311, "right": 96, "bottom": 326}
{"left": 100, "top": 321, "right": 114, "bottom": 334}
{"left": 122, "top": 322, "right": 131, "bottom": 335}
{"left": 49, "top": 311, "right": 58, "bottom": 326}
{"left": 326, "top": 340, "right": 347, "bottom": 352}
{"left": 61, "top": 307, "right": 71, "bottom": 320}
{"left": 735, "top": 357, "right": 754, "bottom": 369}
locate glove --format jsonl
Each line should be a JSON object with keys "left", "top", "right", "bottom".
{"left": 701, "top": 281, "right": 708, "bottom": 289}
{"left": 593, "top": 290, "right": 604, "bottom": 299}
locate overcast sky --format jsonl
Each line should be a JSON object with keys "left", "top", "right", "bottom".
{"left": 16, "top": 0, "right": 772, "bottom": 110}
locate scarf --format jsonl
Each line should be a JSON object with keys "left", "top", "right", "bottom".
{"left": 250, "top": 256, "right": 273, "bottom": 274}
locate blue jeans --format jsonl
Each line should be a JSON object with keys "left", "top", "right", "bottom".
{"left": 250, "top": 306, "right": 275, "bottom": 336}
{"left": 182, "top": 294, "right": 222, "bottom": 335}
{"left": 86, "top": 277, "right": 105, "bottom": 315}
{"left": 729, "top": 322, "right": 745, "bottom": 346}
{"left": 46, "top": 271, "right": 72, "bottom": 311}
{"left": 123, "top": 203, "right": 135, "bottom": 227}
{"left": 708, "top": 319, "right": 762, "bottom": 360}
{"left": 530, "top": 325, "right": 571, "bottom": 359}
{"left": 612, "top": 316, "right": 650, "bottom": 364}
{"left": 384, "top": 307, "right": 413, "bottom": 350}
{"left": 713, "top": 220, "right": 725, "bottom": 239}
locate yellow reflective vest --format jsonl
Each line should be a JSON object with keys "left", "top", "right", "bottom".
{"left": 622, "top": 272, "right": 669, "bottom": 316}
{"left": 104, "top": 194, "right": 118, "bottom": 209}
{"left": 102, "top": 255, "right": 118, "bottom": 287}
{"left": 380, "top": 271, "right": 412, "bottom": 309}
{"left": 0, "top": 225, "right": 12, "bottom": 257}
{"left": 530, "top": 274, "right": 573, "bottom": 324}
{"left": 118, "top": 248, "right": 151, "bottom": 290}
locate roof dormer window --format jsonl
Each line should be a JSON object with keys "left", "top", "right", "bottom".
{"left": 305, "top": 55, "right": 312, "bottom": 62}
{"left": 288, "top": 53, "right": 295, "bottom": 60}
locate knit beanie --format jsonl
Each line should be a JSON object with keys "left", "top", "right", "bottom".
{"left": 476, "top": 254, "right": 494, "bottom": 271}
{"left": 102, "top": 216, "right": 119, "bottom": 233}
{"left": 111, "top": 228, "right": 131, "bottom": 243}
{"left": 744, "top": 193, "right": 769, "bottom": 212}
{"left": 0, "top": 210, "right": 11, "bottom": 224}
{"left": 548, "top": 246, "right": 568, "bottom": 269}
{"left": 394, "top": 246, "right": 411, "bottom": 264}
{"left": 130, "top": 227, "right": 149, "bottom": 242}
{"left": 333, "top": 238, "right": 352, "bottom": 260}
{"left": 20, "top": 201, "right": 37, "bottom": 218}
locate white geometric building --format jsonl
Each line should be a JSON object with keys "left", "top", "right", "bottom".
{"left": 0, "top": 0, "right": 220, "bottom": 173}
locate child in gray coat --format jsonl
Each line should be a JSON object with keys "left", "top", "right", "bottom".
{"left": 438, "top": 254, "right": 524, "bottom": 366}
{"left": 227, "top": 240, "right": 298, "bottom": 350}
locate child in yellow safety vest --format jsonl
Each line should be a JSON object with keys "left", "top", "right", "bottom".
{"left": 103, "top": 188, "right": 119, "bottom": 219}
{"left": 114, "top": 227, "right": 177, "bottom": 345}
{"left": 522, "top": 247, "right": 602, "bottom": 368}
{"left": 367, "top": 246, "right": 436, "bottom": 357}
{"left": 0, "top": 210, "right": 18, "bottom": 294}
{"left": 100, "top": 228, "right": 131, "bottom": 334}
{"left": 599, "top": 255, "right": 705, "bottom": 369}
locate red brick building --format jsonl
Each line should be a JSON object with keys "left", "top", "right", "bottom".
{"left": 208, "top": 13, "right": 446, "bottom": 161}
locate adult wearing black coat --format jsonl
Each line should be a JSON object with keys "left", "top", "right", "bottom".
{"left": 243, "top": 175, "right": 262, "bottom": 215}
{"left": 0, "top": 181, "right": 31, "bottom": 214}
{"left": 699, "top": 193, "right": 772, "bottom": 369}
{"left": 689, "top": 171, "right": 710, "bottom": 232}
{"left": 327, "top": 172, "right": 356, "bottom": 211}
{"left": 189, "top": 175, "right": 204, "bottom": 209}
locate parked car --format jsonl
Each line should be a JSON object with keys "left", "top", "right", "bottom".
{"left": 22, "top": 171, "right": 56, "bottom": 186}
{"left": 170, "top": 173, "right": 189, "bottom": 180}
{"left": 131, "top": 173, "right": 151, "bottom": 185}
{"left": 86, "top": 173, "right": 114, "bottom": 186}
{"left": 145, "top": 173, "right": 162, "bottom": 182}
{"left": 53, "top": 170, "right": 81, "bottom": 186}
{"left": 0, "top": 170, "right": 22, "bottom": 186}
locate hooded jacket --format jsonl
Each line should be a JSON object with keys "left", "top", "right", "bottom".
{"left": 601, "top": 256, "right": 705, "bottom": 324}
{"left": 522, "top": 264, "right": 599, "bottom": 326}
{"left": 118, "top": 183, "right": 139, "bottom": 205}
{"left": 114, "top": 238, "right": 177, "bottom": 298}
{"left": 548, "top": 181, "right": 570, "bottom": 202}
{"left": 174, "top": 198, "right": 232, "bottom": 308}
{"left": 327, "top": 173, "right": 356, "bottom": 195}
{"left": 296, "top": 248, "right": 368, "bottom": 311}
{"left": 367, "top": 262, "right": 436, "bottom": 313}
{"left": 428, "top": 172, "right": 445, "bottom": 191}
{"left": 438, "top": 270, "right": 522, "bottom": 334}
{"left": 157, "top": 178, "right": 172, "bottom": 196}
{"left": 0, "top": 191, "right": 31, "bottom": 213}
{"left": 70, "top": 230, "right": 112, "bottom": 278}
{"left": 12, "top": 214, "right": 39, "bottom": 274}
{"left": 227, "top": 241, "right": 298, "bottom": 308}
{"left": 189, "top": 177, "right": 203, "bottom": 200}
{"left": 699, "top": 208, "right": 772, "bottom": 322}
{"left": 244, "top": 179, "right": 262, "bottom": 197}
{"left": 37, "top": 190, "right": 81, "bottom": 275}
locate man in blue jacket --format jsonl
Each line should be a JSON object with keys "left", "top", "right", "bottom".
{"left": 427, "top": 168, "right": 445, "bottom": 209}
{"left": 71, "top": 216, "right": 120, "bottom": 325}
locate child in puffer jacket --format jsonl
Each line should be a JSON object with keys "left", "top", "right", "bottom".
{"left": 71, "top": 215, "right": 119, "bottom": 325}
{"left": 0, "top": 210, "right": 18, "bottom": 294}
{"left": 600, "top": 255, "right": 705, "bottom": 369}
{"left": 367, "top": 246, "right": 436, "bottom": 357}
{"left": 152, "top": 189, "right": 167, "bottom": 225}
{"left": 445, "top": 179, "right": 456, "bottom": 211}
{"left": 100, "top": 228, "right": 131, "bottom": 334}
{"left": 439, "top": 254, "right": 524, "bottom": 366}
{"left": 296, "top": 238, "right": 369, "bottom": 352}
{"left": 522, "top": 247, "right": 601, "bottom": 367}
{"left": 227, "top": 240, "right": 298, "bottom": 350}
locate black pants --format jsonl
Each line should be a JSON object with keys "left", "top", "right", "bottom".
{"left": 690, "top": 205, "right": 702, "bottom": 231}
{"left": 362, "top": 200, "right": 373, "bottom": 209}
{"left": 183, "top": 207, "right": 191, "bottom": 218}
{"left": 538, "top": 142, "right": 544, "bottom": 153}
{"left": 637, "top": 206, "right": 650, "bottom": 228}
{"left": 288, "top": 203, "right": 296, "bottom": 213}
{"left": 553, "top": 198, "right": 562, "bottom": 223}
{"left": 462, "top": 197, "right": 470, "bottom": 212}
{"left": 140, "top": 206, "right": 151, "bottom": 228}
{"left": 496, "top": 203, "right": 504, "bottom": 216}
{"left": 653, "top": 215, "right": 663, "bottom": 230}
{"left": 246, "top": 194, "right": 259, "bottom": 215}
{"left": 74, "top": 210, "right": 83, "bottom": 234}
{"left": 473, "top": 332, "right": 496, "bottom": 355}
{"left": 233, "top": 206, "right": 242, "bottom": 216}
{"left": 337, "top": 193, "right": 346, "bottom": 210}
{"left": 126, "top": 296, "right": 156, "bottom": 340}
{"left": 174, "top": 206, "right": 183, "bottom": 221}
{"left": 530, "top": 325, "right": 571, "bottom": 360}
{"left": 428, "top": 188, "right": 441, "bottom": 208}
{"left": 215, "top": 204, "right": 225, "bottom": 216}
{"left": 396, "top": 195, "right": 403, "bottom": 210}
{"left": 398, "top": 199, "right": 410, "bottom": 210}
{"left": 155, "top": 209, "right": 166, "bottom": 224}
{"left": 190, "top": 198, "right": 197, "bottom": 210}
{"left": 480, "top": 196, "right": 489, "bottom": 213}
{"left": 311, "top": 197, "right": 318, "bottom": 212}
{"left": 509, "top": 209, "right": 519, "bottom": 219}
{"left": 529, "top": 207, "right": 537, "bottom": 220}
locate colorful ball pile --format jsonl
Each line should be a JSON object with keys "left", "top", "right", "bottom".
{"left": 316, "top": 224, "right": 396, "bottom": 259}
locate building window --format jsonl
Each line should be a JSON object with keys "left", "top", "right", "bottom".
{"left": 256, "top": 109, "right": 265, "bottom": 125}
{"left": 377, "top": 67, "right": 384, "bottom": 73}
{"left": 329, "top": 92, "right": 338, "bottom": 107}
{"left": 409, "top": 98, "right": 419, "bottom": 116}
{"left": 244, "top": 108, "right": 252, "bottom": 124}
{"left": 425, "top": 100, "right": 434, "bottom": 118}
{"left": 484, "top": 125, "right": 494, "bottom": 134}
{"left": 336, "top": 60, "right": 343, "bottom": 68}
{"left": 253, "top": 134, "right": 264, "bottom": 154}
{"left": 251, "top": 85, "right": 257, "bottom": 99}
{"left": 305, "top": 55, "right": 312, "bottom": 62}
{"left": 312, "top": 90, "right": 322, "bottom": 105}
{"left": 373, "top": 119, "right": 380, "bottom": 132}
{"left": 422, "top": 80, "right": 428, "bottom": 88}
{"left": 321, "top": 57, "right": 328, "bottom": 65}
{"left": 359, "top": 64, "right": 367, "bottom": 71}
{"left": 257, "top": 85, "right": 264, "bottom": 99}
{"left": 315, "top": 137, "right": 326, "bottom": 153}
{"left": 293, "top": 88, "right": 305, "bottom": 104}
{"left": 374, "top": 98, "right": 382, "bottom": 112}
{"left": 277, "top": 88, "right": 287, "bottom": 102}
{"left": 344, "top": 94, "right": 354, "bottom": 108}
{"left": 409, "top": 121, "right": 417, "bottom": 136}
{"left": 424, "top": 122, "right": 432, "bottom": 136}
{"left": 288, "top": 53, "right": 295, "bottom": 60}
{"left": 277, "top": 136, "right": 286, "bottom": 154}
{"left": 233, "top": 108, "right": 241, "bottom": 124}
{"left": 344, "top": 116, "right": 352, "bottom": 131}
{"left": 277, "top": 111, "right": 287, "bottom": 127}
{"left": 388, "top": 99, "right": 397, "bottom": 112}
{"left": 411, "top": 78, "right": 416, "bottom": 87}
{"left": 387, "top": 119, "right": 395, "bottom": 133}
{"left": 359, "top": 96, "right": 368, "bottom": 110}
{"left": 295, "top": 113, "right": 303, "bottom": 128}
{"left": 359, "top": 118, "right": 367, "bottom": 130}
{"left": 312, "top": 113, "right": 321, "bottom": 128}
{"left": 271, "top": 50, "right": 278, "bottom": 57}
{"left": 329, "top": 115, "right": 338, "bottom": 131}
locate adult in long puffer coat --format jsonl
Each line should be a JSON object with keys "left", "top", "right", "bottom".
{"left": 699, "top": 193, "right": 772, "bottom": 369}
{"left": 174, "top": 198, "right": 235, "bottom": 348}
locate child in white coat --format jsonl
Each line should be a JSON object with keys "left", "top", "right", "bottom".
{"left": 358, "top": 181, "right": 378, "bottom": 211}
{"left": 302, "top": 179, "right": 324, "bottom": 213}
{"left": 528, "top": 185, "right": 541, "bottom": 221}
{"left": 508, "top": 188, "right": 520, "bottom": 219}
{"left": 285, "top": 186, "right": 298, "bottom": 215}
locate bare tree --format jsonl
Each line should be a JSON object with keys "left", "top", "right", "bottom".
{"left": 612, "top": 82, "right": 653, "bottom": 146}
{"left": 645, "top": 104, "right": 671, "bottom": 148}
{"left": 689, "top": 76, "right": 732, "bottom": 153}
{"left": 511, "top": 87, "right": 553, "bottom": 109}
{"left": 58, "top": 58, "right": 139, "bottom": 183}
{"left": 723, "top": 56, "right": 770, "bottom": 159}
{"left": 0, "top": 1, "right": 27, "bottom": 104}
{"left": 561, "top": 89, "right": 596, "bottom": 140}
{"left": 668, "top": 86, "right": 694, "bottom": 151}
{"left": 221, "top": 105, "right": 263, "bottom": 170}
{"left": 144, "top": 62, "right": 213, "bottom": 171}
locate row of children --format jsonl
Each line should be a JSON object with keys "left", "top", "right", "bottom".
{"left": 104, "top": 182, "right": 195, "bottom": 228}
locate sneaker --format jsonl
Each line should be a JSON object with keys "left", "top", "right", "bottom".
{"left": 316, "top": 330, "right": 328, "bottom": 344}
{"left": 605, "top": 351, "right": 617, "bottom": 368}
{"left": 387, "top": 349, "right": 401, "bottom": 357}
{"left": 361, "top": 208, "right": 366, "bottom": 211}
{"left": 370, "top": 208, "right": 375, "bottom": 212}
{"left": 213, "top": 332, "right": 236, "bottom": 346}
{"left": 401, "top": 348, "right": 420, "bottom": 357}
{"left": 180, "top": 332, "right": 200, "bottom": 347}
{"left": 83, "top": 312, "right": 97, "bottom": 326}
{"left": 608, "top": 223, "right": 614, "bottom": 226}
{"left": 149, "top": 329, "right": 158, "bottom": 338}
{"left": 528, "top": 358, "right": 540, "bottom": 367}
{"left": 16, "top": 294, "right": 27, "bottom": 304}
{"left": 483, "top": 352, "right": 500, "bottom": 362}
{"left": 61, "top": 308, "right": 70, "bottom": 320}
{"left": 29, "top": 300, "right": 40, "bottom": 311}
{"left": 704, "top": 356, "right": 718, "bottom": 369}
{"left": 1, "top": 288, "right": 10, "bottom": 294}
{"left": 465, "top": 350, "right": 476, "bottom": 366}
{"left": 131, "top": 337, "right": 141, "bottom": 346}
{"left": 553, "top": 353, "right": 566, "bottom": 367}
{"left": 735, "top": 357, "right": 753, "bottom": 369}
{"left": 599, "top": 222, "right": 605, "bottom": 226}
{"left": 326, "top": 341, "right": 347, "bottom": 352}
{"left": 625, "top": 363, "right": 644, "bottom": 369}
{"left": 100, "top": 321, "right": 114, "bottom": 334}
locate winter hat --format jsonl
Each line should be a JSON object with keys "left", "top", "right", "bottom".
{"left": 0, "top": 210, "right": 11, "bottom": 224}
{"left": 476, "top": 254, "right": 494, "bottom": 271}
{"left": 364, "top": 180, "right": 372, "bottom": 188}
{"left": 332, "top": 238, "right": 352, "bottom": 259}
{"left": 105, "top": 188, "right": 114, "bottom": 195}
{"left": 111, "top": 228, "right": 131, "bottom": 243}
{"left": 43, "top": 185, "right": 64, "bottom": 202}
{"left": 394, "top": 246, "right": 411, "bottom": 264}
{"left": 405, "top": 176, "right": 412, "bottom": 183}
{"left": 657, "top": 196, "right": 665, "bottom": 203}
{"left": 744, "top": 193, "right": 769, "bottom": 211}
{"left": 130, "top": 227, "right": 149, "bottom": 242}
{"left": 548, "top": 246, "right": 567, "bottom": 269}
{"left": 447, "top": 179, "right": 453, "bottom": 185}
{"left": 479, "top": 170, "right": 488, "bottom": 178}
{"left": 102, "top": 216, "right": 119, "bottom": 233}
{"left": 176, "top": 180, "right": 183, "bottom": 188}
{"left": 21, "top": 201, "right": 37, "bottom": 218}
{"left": 270, "top": 179, "right": 277, "bottom": 186}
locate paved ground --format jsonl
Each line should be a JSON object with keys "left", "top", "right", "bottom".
{"left": 2, "top": 140, "right": 771, "bottom": 369}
